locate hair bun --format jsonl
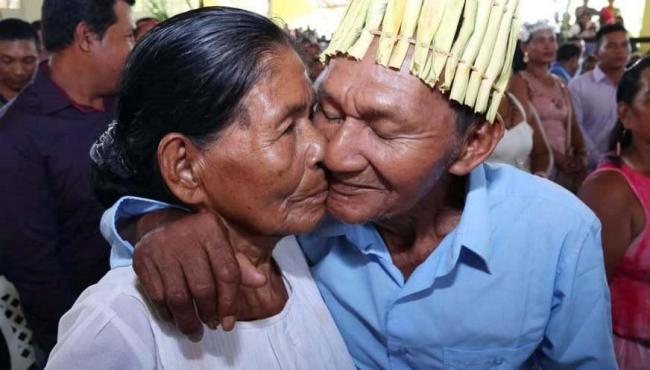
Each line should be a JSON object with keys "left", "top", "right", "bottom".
{"left": 90, "top": 121, "right": 135, "bottom": 179}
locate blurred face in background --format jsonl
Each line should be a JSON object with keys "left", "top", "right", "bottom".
{"left": 88, "top": 0, "right": 135, "bottom": 95}
{"left": 597, "top": 31, "right": 630, "bottom": 71}
{"left": 0, "top": 39, "right": 38, "bottom": 98}
{"left": 524, "top": 29, "right": 557, "bottom": 66}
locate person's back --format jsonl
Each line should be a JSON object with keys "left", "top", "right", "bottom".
{"left": 0, "top": 0, "right": 134, "bottom": 361}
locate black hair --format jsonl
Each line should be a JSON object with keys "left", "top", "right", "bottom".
{"left": 596, "top": 23, "right": 627, "bottom": 49}
{"left": 90, "top": 7, "right": 293, "bottom": 208}
{"left": 42, "top": 0, "right": 135, "bottom": 53}
{"left": 556, "top": 43, "right": 581, "bottom": 62}
{"left": 30, "top": 20, "right": 42, "bottom": 32}
{"left": 0, "top": 18, "right": 39, "bottom": 47}
{"left": 607, "top": 57, "right": 650, "bottom": 164}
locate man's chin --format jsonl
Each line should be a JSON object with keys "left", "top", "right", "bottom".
{"left": 326, "top": 198, "right": 374, "bottom": 225}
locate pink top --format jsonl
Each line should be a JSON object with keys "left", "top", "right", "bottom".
{"left": 594, "top": 162, "right": 650, "bottom": 340}
{"left": 521, "top": 71, "right": 570, "bottom": 156}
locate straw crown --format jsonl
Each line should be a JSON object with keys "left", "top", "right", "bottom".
{"left": 321, "top": 0, "right": 523, "bottom": 123}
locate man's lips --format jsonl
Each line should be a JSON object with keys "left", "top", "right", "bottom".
{"left": 329, "top": 180, "right": 382, "bottom": 197}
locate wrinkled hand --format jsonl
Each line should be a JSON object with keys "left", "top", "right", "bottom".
{"left": 132, "top": 211, "right": 267, "bottom": 338}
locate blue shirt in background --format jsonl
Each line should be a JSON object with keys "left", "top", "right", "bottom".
{"left": 104, "top": 164, "right": 617, "bottom": 370}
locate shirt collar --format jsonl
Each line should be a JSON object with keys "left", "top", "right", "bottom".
{"left": 309, "top": 164, "right": 493, "bottom": 273}
{"left": 31, "top": 62, "right": 114, "bottom": 115}
{"left": 592, "top": 65, "right": 609, "bottom": 84}
{"left": 446, "top": 164, "right": 492, "bottom": 273}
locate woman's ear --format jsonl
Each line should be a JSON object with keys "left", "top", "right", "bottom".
{"left": 157, "top": 133, "right": 208, "bottom": 207}
{"left": 618, "top": 103, "right": 632, "bottom": 129}
{"left": 448, "top": 119, "right": 505, "bottom": 176}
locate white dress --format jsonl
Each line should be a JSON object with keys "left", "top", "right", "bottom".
{"left": 45, "top": 236, "right": 356, "bottom": 370}
{"left": 488, "top": 93, "right": 534, "bottom": 172}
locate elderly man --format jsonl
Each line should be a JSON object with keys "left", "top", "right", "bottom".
{"left": 101, "top": 1, "right": 616, "bottom": 369}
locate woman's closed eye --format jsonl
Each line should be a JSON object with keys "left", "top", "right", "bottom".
{"left": 314, "top": 103, "right": 344, "bottom": 124}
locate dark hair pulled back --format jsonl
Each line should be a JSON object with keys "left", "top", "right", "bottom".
{"left": 90, "top": 7, "right": 293, "bottom": 207}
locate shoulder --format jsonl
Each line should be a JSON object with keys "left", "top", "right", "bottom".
{"left": 72, "top": 267, "right": 151, "bottom": 314}
{"left": 568, "top": 71, "right": 592, "bottom": 90}
{"left": 485, "top": 164, "right": 597, "bottom": 226}
{"left": 579, "top": 168, "right": 636, "bottom": 213}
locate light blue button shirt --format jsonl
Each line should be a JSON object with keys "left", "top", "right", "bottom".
{"left": 103, "top": 164, "right": 617, "bottom": 370}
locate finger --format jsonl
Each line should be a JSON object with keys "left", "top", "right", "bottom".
{"left": 136, "top": 257, "right": 173, "bottom": 322}
{"left": 158, "top": 259, "right": 204, "bottom": 338}
{"left": 236, "top": 253, "right": 267, "bottom": 288}
{"left": 205, "top": 243, "right": 242, "bottom": 332}
{"left": 180, "top": 248, "right": 219, "bottom": 330}
{"left": 133, "top": 244, "right": 172, "bottom": 322}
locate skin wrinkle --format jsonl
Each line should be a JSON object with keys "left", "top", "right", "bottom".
{"left": 313, "top": 40, "right": 500, "bottom": 278}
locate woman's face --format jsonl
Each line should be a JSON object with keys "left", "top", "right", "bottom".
{"left": 622, "top": 68, "right": 650, "bottom": 144}
{"left": 525, "top": 29, "right": 557, "bottom": 66}
{"left": 197, "top": 47, "right": 327, "bottom": 236}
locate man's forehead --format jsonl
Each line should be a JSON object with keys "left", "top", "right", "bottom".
{"left": 318, "top": 46, "right": 424, "bottom": 100}
{"left": 0, "top": 40, "right": 38, "bottom": 53}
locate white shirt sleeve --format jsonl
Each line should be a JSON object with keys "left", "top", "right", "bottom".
{"left": 46, "top": 291, "right": 158, "bottom": 370}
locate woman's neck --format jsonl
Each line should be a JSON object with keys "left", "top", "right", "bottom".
{"left": 623, "top": 141, "right": 650, "bottom": 176}
{"left": 526, "top": 62, "right": 550, "bottom": 79}
{"left": 375, "top": 175, "right": 467, "bottom": 280}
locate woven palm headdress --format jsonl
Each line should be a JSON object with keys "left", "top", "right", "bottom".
{"left": 321, "top": 0, "right": 524, "bottom": 123}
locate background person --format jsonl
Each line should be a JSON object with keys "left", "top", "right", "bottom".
{"left": 0, "top": 0, "right": 135, "bottom": 361}
{"left": 0, "top": 19, "right": 39, "bottom": 107}
{"left": 570, "top": 24, "right": 631, "bottom": 170}
{"left": 579, "top": 57, "right": 650, "bottom": 370}
{"left": 512, "top": 21, "right": 588, "bottom": 192}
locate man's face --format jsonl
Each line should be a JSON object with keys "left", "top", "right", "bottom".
{"left": 597, "top": 31, "right": 630, "bottom": 70}
{"left": 89, "top": 0, "right": 135, "bottom": 95}
{"left": 313, "top": 42, "right": 462, "bottom": 224}
{"left": 0, "top": 39, "right": 38, "bottom": 94}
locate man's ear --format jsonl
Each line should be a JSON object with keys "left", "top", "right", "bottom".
{"left": 157, "top": 133, "right": 208, "bottom": 207}
{"left": 448, "top": 119, "right": 505, "bottom": 176}
{"left": 73, "top": 22, "right": 96, "bottom": 52}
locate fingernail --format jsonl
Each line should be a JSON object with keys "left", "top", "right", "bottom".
{"left": 208, "top": 319, "right": 219, "bottom": 330}
{"left": 222, "top": 316, "right": 236, "bottom": 331}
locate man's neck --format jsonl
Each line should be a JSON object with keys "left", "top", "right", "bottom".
{"left": 49, "top": 53, "right": 105, "bottom": 111}
{"left": 598, "top": 63, "right": 625, "bottom": 85}
{"left": 375, "top": 174, "right": 467, "bottom": 280}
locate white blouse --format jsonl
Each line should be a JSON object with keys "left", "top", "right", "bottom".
{"left": 488, "top": 93, "right": 534, "bottom": 172}
{"left": 46, "top": 236, "right": 355, "bottom": 370}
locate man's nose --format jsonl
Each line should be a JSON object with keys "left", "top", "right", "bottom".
{"left": 324, "top": 119, "right": 369, "bottom": 174}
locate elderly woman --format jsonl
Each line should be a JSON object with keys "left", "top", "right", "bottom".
{"left": 45, "top": 8, "right": 355, "bottom": 370}
{"left": 511, "top": 21, "right": 588, "bottom": 192}
{"left": 579, "top": 57, "right": 650, "bottom": 370}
